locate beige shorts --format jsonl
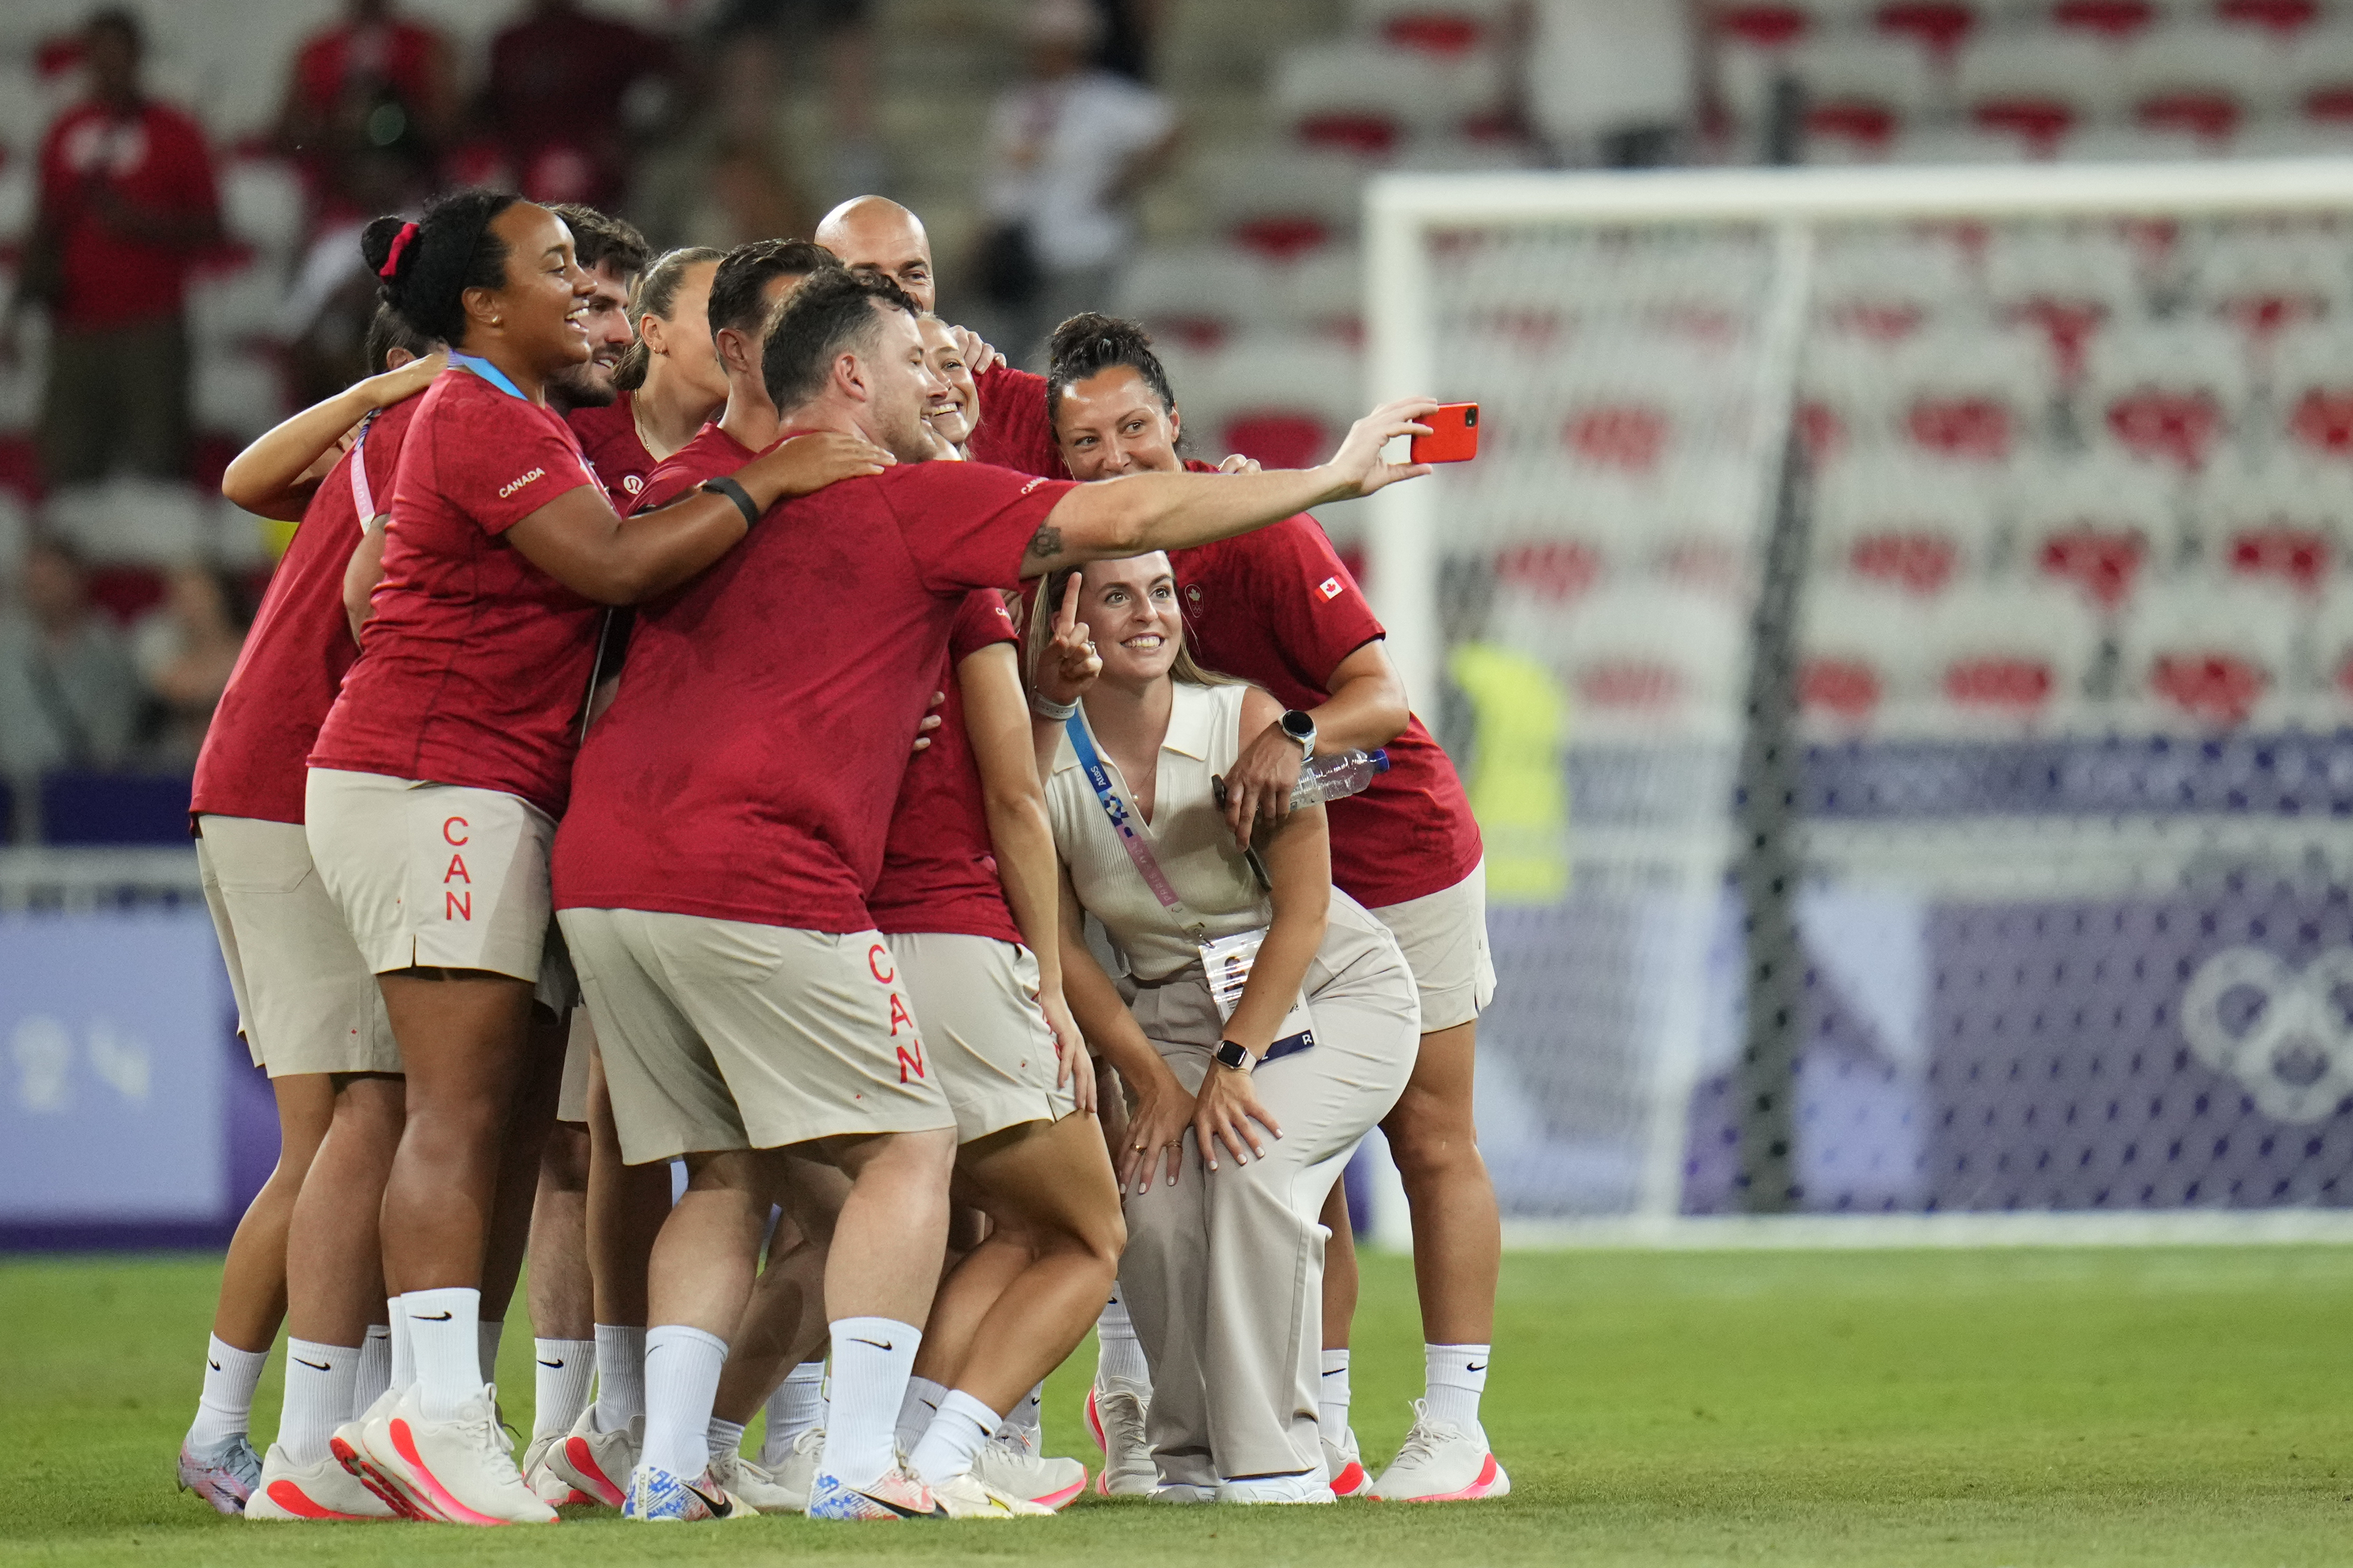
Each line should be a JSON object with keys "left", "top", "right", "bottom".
{"left": 196, "top": 814, "right": 401, "bottom": 1077}
{"left": 559, "top": 907, "right": 956, "bottom": 1165}
{"left": 886, "top": 932, "right": 1073, "bottom": 1143}
{"left": 557, "top": 1004, "right": 595, "bottom": 1125}
{"left": 305, "top": 769, "right": 566, "bottom": 1008}
{"left": 1368, "top": 859, "right": 1495, "bottom": 1034}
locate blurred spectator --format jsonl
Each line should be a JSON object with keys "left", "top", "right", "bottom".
{"left": 1090, "top": 0, "right": 1165, "bottom": 83}
{"left": 131, "top": 565, "right": 253, "bottom": 769}
{"left": 278, "top": 0, "right": 457, "bottom": 220}
{"left": 0, "top": 538, "right": 144, "bottom": 775}
{"left": 664, "top": 133, "right": 811, "bottom": 252}
{"left": 8, "top": 9, "right": 222, "bottom": 490}
{"left": 975, "top": 0, "right": 1177, "bottom": 365}
{"left": 708, "top": 0, "right": 883, "bottom": 201}
{"left": 481, "top": 0, "right": 682, "bottom": 210}
{"left": 1526, "top": 0, "right": 1701, "bottom": 168}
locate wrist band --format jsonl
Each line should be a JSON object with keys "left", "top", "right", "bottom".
{"left": 702, "top": 475, "right": 760, "bottom": 528}
{"left": 1030, "top": 692, "right": 1079, "bottom": 722}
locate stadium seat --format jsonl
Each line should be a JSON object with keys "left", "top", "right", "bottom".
{"left": 1887, "top": 328, "right": 2049, "bottom": 462}
{"left": 2048, "top": 0, "right": 2172, "bottom": 44}
{"left": 2185, "top": 222, "right": 2347, "bottom": 339}
{"left": 1874, "top": 1, "right": 1984, "bottom": 61}
{"left": 2012, "top": 458, "right": 2182, "bottom": 609}
{"left": 1983, "top": 225, "right": 2147, "bottom": 383}
{"left": 1811, "top": 454, "right": 1999, "bottom": 595}
{"left": 1919, "top": 580, "right": 2101, "bottom": 734}
{"left": 1270, "top": 39, "right": 1504, "bottom": 156}
{"left": 2285, "top": 24, "right": 2353, "bottom": 125}
{"left": 37, "top": 770, "right": 193, "bottom": 846}
{"left": 1115, "top": 245, "right": 1274, "bottom": 348}
{"left": 186, "top": 256, "right": 286, "bottom": 350}
{"left": 193, "top": 349, "right": 288, "bottom": 443}
{"left": 2082, "top": 319, "right": 2249, "bottom": 471}
{"left": 1174, "top": 334, "right": 1362, "bottom": 468}
{"left": 1542, "top": 582, "right": 1749, "bottom": 741}
{"left": 1272, "top": 244, "right": 1367, "bottom": 341}
{"left": 1812, "top": 233, "right": 1976, "bottom": 340}
{"left": 42, "top": 479, "right": 221, "bottom": 565}
{"left": 2214, "top": 0, "right": 2327, "bottom": 38}
{"left": 1349, "top": 0, "right": 1512, "bottom": 54}
{"left": 1792, "top": 36, "right": 1944, "bottom": 158}
{"left": 1957, "top": 34, "right": 2131, "bottom": 155}
{"left": 1717, "top": 2, "right": 1815, "bottom": 49}
{"left": 2119, "top": 24, "right": 2283, "bottom": 144}
{"left": 2118, "top": 576, "right": 2301, "bottom": 727}
{"left": 1202, "top": 151, "right": 1366, "bottom": 261}
{"left": 218, "top": 157, "right": 305, "bottom": 260}
{"left": 1797, "top": 578, "right": 1922, "bottom": 736}
{"left": 2197, "top": 452, "right": 2349, "bottom": 592}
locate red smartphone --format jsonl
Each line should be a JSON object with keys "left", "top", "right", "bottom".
{"left": 1409, "top": 402, "right": 1479, "bottom": 463}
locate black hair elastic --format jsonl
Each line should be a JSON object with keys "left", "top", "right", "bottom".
{"left": 702, "top": 475, "right": 761, "bottom": 528}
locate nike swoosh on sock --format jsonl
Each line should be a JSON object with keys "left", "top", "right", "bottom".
{"left": 414, "top": 1312, "right": 454, "bottom": 1322}
{"left": 1465, "top": 1363, "right": 1488, "bottom": 1372}
{"left": 538, "top": 1359, "right": 565, "bottom": 1368}
{"left": 208, "top": 1360, "right": 221, "bottom": 1371}
{"left": 850, "top": 1337, "right": 894, "bottom": 1352}
{"left": 294, "top": 1357, "right": 333, "bottom": 1372}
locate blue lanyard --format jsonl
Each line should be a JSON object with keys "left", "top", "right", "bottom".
{"left": 449, "top": 352, "right": 528, "bottom": 402}
{"left": 1064, "top": 713, "right": 1201, "bottom": 934}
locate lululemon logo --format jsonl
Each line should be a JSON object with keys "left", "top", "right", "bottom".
{"left": 2179, "top": 946, "right": 2353, "bottom": 1124}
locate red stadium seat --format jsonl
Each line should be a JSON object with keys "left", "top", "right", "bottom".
{"left": 2122, "top": 580, "right": 2298, "bottom": 728}
{"left": 2122, "top": 26, "right": 2272, "bottom": 145}
{"left": 2269, "top": 328, "right": 2353, "bottom": 458}
{"left": 1562, "top": 403, "right": 1672, "bottom": 473}
{"left": 1381, "top": 11, "right": 1486, "bottom": 55}
{"left": 1718, "top": 4, "right": 1812, "bottom": 47}
{"left": 1875, "top": 2, "right": 1979, "bottom": 59}
{"left": 1957, "top": 35, "right": 2126, "bottom": 156}
{"left": 2217, "top": 0, "right": 2322, "bottom": 36}
{"left": 2051, "top": 1, "right": 2162, "bottom": 43}
{"left": 2085, "top": 322, "right": 2247, "bottom": 471}
{"left": 1924, "top": 583, "right": 2099, "bottom": 729}
{"left": 2015, "top": 460, "right": 2178, "bottom": 609}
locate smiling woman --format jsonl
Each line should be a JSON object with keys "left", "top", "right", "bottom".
{"left": 286, "top": 188, "right": 894, "bottom": 1528}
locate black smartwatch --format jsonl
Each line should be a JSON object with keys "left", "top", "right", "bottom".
{"left": 1213, "top": 1039, "right": 1255, "bottom": 1073}
{"left": 1278, "top": 708, "right": 1317, "bottom": 758}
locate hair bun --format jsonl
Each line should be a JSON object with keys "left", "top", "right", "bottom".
{"left": 1048, "top": 311, "right": 1152, "bottom": 366}
{"left": 361, "top": 215, "right": 415, "bottom": 291}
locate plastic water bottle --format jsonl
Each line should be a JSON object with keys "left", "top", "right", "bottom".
{"left": 1289, "top": 748, "right": 1390, "bottom": 809}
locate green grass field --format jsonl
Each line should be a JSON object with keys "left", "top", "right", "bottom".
{"left": 4, "top": 1246, "right": 2351, "bottom": 1566}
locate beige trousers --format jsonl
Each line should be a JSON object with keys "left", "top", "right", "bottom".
{"left": 1120, "top": 899, "right": 1419, "bottom": 1484}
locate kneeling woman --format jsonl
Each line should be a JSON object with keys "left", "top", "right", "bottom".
{"left": 1035, "top": 555, "right": 1419, "bottom": 1503}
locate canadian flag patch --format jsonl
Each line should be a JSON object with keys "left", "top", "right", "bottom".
{"left": 1318, "top": 576, "right": 1344, "bottom": 600}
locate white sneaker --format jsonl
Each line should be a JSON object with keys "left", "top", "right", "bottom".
{"left": 929, "top": 1470, "right": 1054, "bottom": 1519}
{"left": 369, "top": 1384, "right": 558, "bottom": 1526}
{"left": 544, "top": 1404, "right": 638, "bottom": 1509}
{"left": 710, "top": 1446, "right": 806, "bottom": 1513}
{"left": 331, "top": 1387, "right": 431, "bottom": 1520}
{"left": 622, "top": 1462, "right": 758, "bottom": 1522}
{"left": 1322, "top": 1424, "right": 1369, "bottom": 1496}
{"left": 522, "top": 1432, "right": 592, "bottom": 1506}
{"left": 244, "top": 1443, "right": 399, "bottom": 1520}
{"left": 1217, "top": 1470, "right": 1337, "bottom": 1504}
{"left": 1085, "top": 1383, "right": 1154, "bottom": 1497}
{"left": 973, "top": 1433, "right": 1086, "bottom": 1511}
{"left": 759, "top": 1424, "right": 824, "bottom": 1509}
{"left": 1366, "top": 1400, "right": 1511, "bottom": 1502}
{"left": 1149, "top": 1481, "right": 1217, "bottom": 1503}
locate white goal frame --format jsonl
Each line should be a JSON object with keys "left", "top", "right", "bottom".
{"left": 1359, "top": 158, "right": 2353, "bottom": 1247}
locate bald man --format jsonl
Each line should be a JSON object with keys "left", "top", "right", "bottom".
{"left": 812, "top": 196, "right": 1065, "bottom": 479}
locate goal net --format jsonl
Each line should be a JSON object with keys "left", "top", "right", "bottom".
{"left": 1360, "top": 160, "right": 2353, "bottom": 1237}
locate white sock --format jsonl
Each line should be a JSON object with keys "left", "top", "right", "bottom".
{"left": 387, "top": 1299, "right": 414, "bottom": 1391}
{"left": 640, "top": 1325, "right": 728, "bottom": 1480}
{"left": 1095, "top": 1289, "right": 1148, "bottom": 1389}
{"left": 762, "top": 1360, "right": 826, "bottom": 1464}
{"left": 478, "top": 1317, "right": 505, "bottom": 1384}
{"left": 279, "top": 1339, "right": 359, "bottom": 1466}
{"left": 894, "top": 1374, "right": 948, "bottom": 1456}
{"left": 355, "top": 1324, "right": 392, "bottom": 1415}
{"left": 821, "top": 1317, "right": 920, "bottom": 1490}
{"left": 592, "top": 1323, "right": 646, "bottom": 1433}
{"left": 707, "top": 1414, "right": 746, "bottom": 1464}
{"left": 405, "top": 1287, "right": 483, "bottom": 1422}
{"left": 994, "top": 1382, "right": 1044, "bottom": 1445}
{"left": 188, "top": 1335, "right": 268, "bottom": 1449}
{"left": 1424, "top": 1343, "right": 1489, "bottom": 1446}
{"left": 1319, "top": 1349, "right": 1352, "bottom": 1443}
{"left": 908, "top": 1389, "right": 1001, "bottom": 1489}
{"left": 532, "top": 1338, "right": 596, "bottom": 1440}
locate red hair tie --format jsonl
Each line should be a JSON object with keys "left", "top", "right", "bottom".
{"left": 378, "top": 221, "right": 419, "bottom": 279}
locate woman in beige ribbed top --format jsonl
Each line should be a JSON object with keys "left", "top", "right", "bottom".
{"left": 1034, "top": 553, "right": 1419, "bottom": 1501}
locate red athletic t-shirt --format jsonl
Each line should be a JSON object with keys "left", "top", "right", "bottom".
{"left": 1170, "top": 505, "right": 1482, "bottom": 909}
{"left": 37, "top": 99, "right": 220, "bottom": 329}
{"left": 632, "top": 420, "right": 754, "bottom": 515}
{"left": 868, "top": 590, "right": 1024, "bottom": 943}
{"left": 567, "top": 392, "right": 657, "bottom": 510}
{"left": 309, "top": 368, "right": 604, "bottom": 818}
{"left": 194, "top": 396, "right": 421, "bottom": 826}
{"left": 968, "top": 365, "right": 1065, "bottom": 480}
{"left": 552, "top": 459, "right": 1074, "bottom": 931}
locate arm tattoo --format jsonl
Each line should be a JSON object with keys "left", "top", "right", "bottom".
{"left": 1024, "top": 522, "right": 1064, "bottom": 565}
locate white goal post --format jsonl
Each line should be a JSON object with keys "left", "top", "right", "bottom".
{"left": 1358, "top": 158, "right": 2353, "bottom": 1246}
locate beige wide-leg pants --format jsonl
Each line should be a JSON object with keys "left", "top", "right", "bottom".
{"left": 1120, "top": 905, "right": 1419, "bottom": 1485}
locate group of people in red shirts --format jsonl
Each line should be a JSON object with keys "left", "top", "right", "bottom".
{"left": 171, "top": 183, "right": 1508, "bottom": 1527}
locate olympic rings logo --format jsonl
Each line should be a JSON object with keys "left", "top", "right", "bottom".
{"left": 2179, "top": 946, "right": 2353, "bottom": 1125}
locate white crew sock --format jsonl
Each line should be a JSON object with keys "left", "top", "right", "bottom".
{"left": 1319, "top": 1349, "right": 1352, "bottom": 1443}
{"left": 1095, "top": 1289, "right": 1148, "bottom": 1389}
{"left": 592, "top": 1323, "right": 646, "bottom": 1433}
{"left": 762, "top": 1360, "right": 826, "bottom": 1464}
{"left": 405, "top": 1287, "right": 483, "bottom": 1422}
{"left": 894, "top": 1374, "right": 948, "bottom": 1456}
{"left": 187, "top": 1335, "right": 268, "bottom": 1450}
{"left": 908, "top": 1390, "right": 1002, "bottom": 1489}
{"left": 532, "top": 1338, "right": 596, "bottom": 1440}
{"left": 640, "top": 1325, "right": 728, "bottom": 1480}
{"left": 478, "top": 1318, "right": 505, "bottom": 1384}
{"left": 355, "top": 1324, "right": 392, "bottom": 1415}
{"left": 1424, "top": 1343, "right": 1490, "bottom": 1447}
{"left": 993, "top": 1382, "right": 1044, "bottom": 1446}
{"left": 387, "top": 1299, "right": 414, "bottom": 1392}
{"left": 821, "top": 1317, "right": 921, "bottom": 1490}
{"left": 707, "top": 1415, "right": 746, "bottom": 1464}
{"left": 279, "top": 1339, "right": 360, "bottom": 1466}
